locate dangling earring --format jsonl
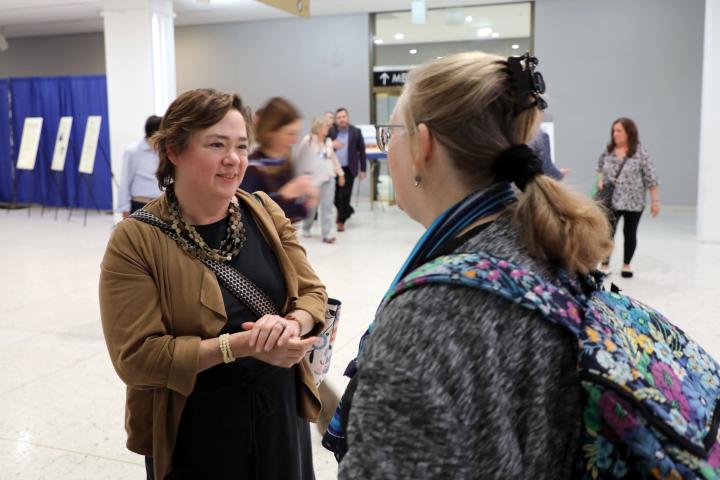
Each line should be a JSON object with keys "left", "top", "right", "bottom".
{"left": 414, "top": 175, "right": 421, "bottom": 187}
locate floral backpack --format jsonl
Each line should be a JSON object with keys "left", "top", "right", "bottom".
{"left": 387, "top": 252, "right": 720, "bottom": 479}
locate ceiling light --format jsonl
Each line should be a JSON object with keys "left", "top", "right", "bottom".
{"left": 394, "top": 33, "right": 405, "bottom": 40}
{"left": 491, "top": 32, "right": 499, "bottom": 38}
{"left": 409, "top": 49, "right": 418, "bottom": 55}
{"left": 374, "top": 38, "right": 384, "bottom": 45}
{"left": 465, "top": 16, "right": 473, "bottom": 23}
{"left": 436, "top": 56, "right": 443, "bottom": 59}
{"left": 511, "top": 44, "right": 520, "bottom": 50}
{"left": 0, "top": 34, "right": 8, "bottom": 53}
{"left": 476, "top": 28, "right": 493, "bottom": 38}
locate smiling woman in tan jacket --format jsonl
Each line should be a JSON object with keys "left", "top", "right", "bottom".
{"left": 99, "top": 89, "right": 327, "bottom": 480}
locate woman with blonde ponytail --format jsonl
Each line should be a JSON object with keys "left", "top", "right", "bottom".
{"left": 326, "top": 52, "right": 613, "bottom": 478}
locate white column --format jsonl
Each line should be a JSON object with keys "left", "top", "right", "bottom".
{"left": 102, "top": 0, "right": 176, "bottom": 216}
{"left": 698, "top": 0, "right": 720, "bottom": 242}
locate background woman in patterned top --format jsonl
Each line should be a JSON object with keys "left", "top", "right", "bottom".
{"left": 596, "top": 117, "right": 660, "bottom": 278}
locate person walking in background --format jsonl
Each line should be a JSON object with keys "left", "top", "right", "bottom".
{"left": 529, "top": 128, "right": 570, "bottom": 180}
{"left": 242, "top": 97, "right": 318, "bottom": 223}
{"left": 597, "top": 117, "right": 660, "bottom": 278}
{"left": 328, "top": 108, "right": 366, "bottom": 231}
{"left": 117, "top": 115, "right": 163, "bottom": 218}
{"left": 298, "top": 115, "right": 345, "bottom": 244}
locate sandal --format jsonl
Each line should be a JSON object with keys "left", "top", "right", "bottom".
{"left": 621, "top": 266, "right": 634, "bottom": 278}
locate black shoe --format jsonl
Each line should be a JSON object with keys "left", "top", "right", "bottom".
{"left": 621, "top": 268, "right": 634, "bottom": 278}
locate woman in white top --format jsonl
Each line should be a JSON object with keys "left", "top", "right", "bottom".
{"left": 299, "top": 116, "right": 345, "bottom": 243}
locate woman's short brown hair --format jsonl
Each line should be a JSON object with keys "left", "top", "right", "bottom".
{"left": 254, "top": 97, "right": 301, "bottom": 151}
{"left": 152, "top": 88, "right": 249, "bottom": 189}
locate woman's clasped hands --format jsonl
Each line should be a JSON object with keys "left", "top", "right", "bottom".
{"left": 242, "top": 315, "right": 316, "bottom": 368}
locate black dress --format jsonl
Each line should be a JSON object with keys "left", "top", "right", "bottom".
{"left": 167, "top": 201, "right": 315, "bottom": 479}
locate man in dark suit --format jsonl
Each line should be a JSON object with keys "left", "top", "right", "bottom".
{"left": 328, "top": 107, "right": 367, "bottom": 231}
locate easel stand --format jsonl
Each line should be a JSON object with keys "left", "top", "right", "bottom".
{"left": 68, "top": 173, "right": 101, "bottom": 227}
{"left": 41, "top": 171, "right": 65, "bottom": 221}
{"left": 7, "top": 170, "right": 33, "bottom": 217}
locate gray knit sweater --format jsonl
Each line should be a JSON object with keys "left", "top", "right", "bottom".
{"left": 338, "top": 215, "right": 582, "bottom": 479}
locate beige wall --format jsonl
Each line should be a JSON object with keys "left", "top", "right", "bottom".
{"left": 0, "top": 33, "right": 105, "bottom": 78}
{"left": 174, "top": 14, "right": 371, "bottom": 123}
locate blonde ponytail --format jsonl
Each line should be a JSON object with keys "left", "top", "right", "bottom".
{"left": 513, "top": 175, "right": 613, "bottom": 274}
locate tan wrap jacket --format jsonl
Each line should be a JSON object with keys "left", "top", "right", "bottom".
{"left": 99, "top": 190, "right": 326, "bottom": 480}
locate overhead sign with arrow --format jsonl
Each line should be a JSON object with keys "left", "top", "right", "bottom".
{"left": 256, "top": 0, "right": 309, "bottom": 18}
{"left": 373, "top": 69, "right": 409, "bottom": 87}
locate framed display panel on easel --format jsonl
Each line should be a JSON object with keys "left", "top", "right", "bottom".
{"left": 11, "top": 117, "right": 44, "bottom": 216}
{"left": 69, "top": 116, "right": 102, "bottom": 226}
{"left": 43, "top": 116, "right": 73, "bottom": 220}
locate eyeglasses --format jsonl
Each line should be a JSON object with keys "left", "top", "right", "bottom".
{"left": 375, "top": 124, "right": 405, "bottom": 153}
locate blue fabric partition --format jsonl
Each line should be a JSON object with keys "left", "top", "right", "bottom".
{"left": 8, "top": 75, "right": 112, "bottom": 209}
{"left": 0, "top": 80, "right": 10, "bottom": 203}
{"left": 8, "top": 77, "right": 60, "bottom": 206}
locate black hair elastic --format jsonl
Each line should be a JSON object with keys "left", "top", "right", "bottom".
{"left": 493, "top": 144, "right": 543, "bottom": 191}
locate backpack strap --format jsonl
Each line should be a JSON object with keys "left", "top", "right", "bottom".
{"left": 387, "top": 251, "right": 585, "bottom": 337}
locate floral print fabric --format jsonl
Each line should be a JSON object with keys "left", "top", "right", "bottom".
{"left": 390, "top": 252, "right": 720, "bottom": 479}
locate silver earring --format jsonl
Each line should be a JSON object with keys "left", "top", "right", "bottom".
{"left": 414, "top": 175, "right": 421, "bottom": 187}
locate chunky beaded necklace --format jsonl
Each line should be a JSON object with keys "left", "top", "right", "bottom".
{"left": 166, "top": 185, "right": 246, "bottom": 262}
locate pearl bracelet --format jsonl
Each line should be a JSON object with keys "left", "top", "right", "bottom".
{"left": 218, "top": 333, "right": 235, "bottom": 364}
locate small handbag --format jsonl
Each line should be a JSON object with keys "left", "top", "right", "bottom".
{"left": 594, "top": 183, "right": 615, "bottom": 210}
{"left": 131, "top": 209, "right": 340, "bottom": 387}
{"left": 594, "top": 157, "right": 628, "bottom": 210}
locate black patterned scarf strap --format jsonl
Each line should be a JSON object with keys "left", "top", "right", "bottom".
{"left": 130, "top": 210, "right": 279, "bottom": 318}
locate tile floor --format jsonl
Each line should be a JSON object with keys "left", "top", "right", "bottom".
{"left": 1, "top": 201, "right": 719, "bottom": 479}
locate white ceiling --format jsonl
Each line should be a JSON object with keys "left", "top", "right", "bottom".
{"left": 0, "top": 0, "right": 528, "bottom": 39}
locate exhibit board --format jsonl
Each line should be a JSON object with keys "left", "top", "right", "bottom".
{"left": 78, "top": 116, "right": 102, "bottom": 174}
{"left": 16, "top": 117, "right": 44, "bottom": 171}
{"left": 51, "top": 116, "right": 73, "bottom": 172}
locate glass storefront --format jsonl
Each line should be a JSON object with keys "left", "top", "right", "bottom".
{"left": 371, "top": 2, "right": 534, "bottom": 124}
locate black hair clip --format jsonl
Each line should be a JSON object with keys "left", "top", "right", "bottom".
{"left": 505, "top": 53, "right": 547, "bottom": 115}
